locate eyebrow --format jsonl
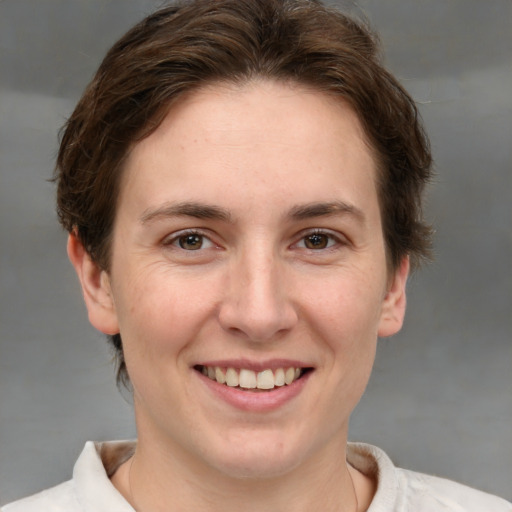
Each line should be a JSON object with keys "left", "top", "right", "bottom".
{"left": 287, "top": 201, "right": 365, "bottom": 222}
{"left": 140, "top": 200, "right": 364, "bottom": 225}
{"left": 140, "top": 202, "right": 232, "bottom": 224}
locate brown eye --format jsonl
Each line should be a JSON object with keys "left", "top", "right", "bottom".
{"left": 178, "top": 234, "right": 204, "bottom": 250}
{"left": 304, "top": 233, "right": 330, "bottom": 249}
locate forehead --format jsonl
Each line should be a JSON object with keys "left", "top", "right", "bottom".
{"left": 119, "top": 80, "right": 380, "bottom": 224}
{"left": 152, "top": 80, "right": 372, "bottom": 155}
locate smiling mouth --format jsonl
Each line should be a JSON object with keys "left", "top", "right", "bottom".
{"left": 194, "top": 365, "right": 311, "bottom": 391}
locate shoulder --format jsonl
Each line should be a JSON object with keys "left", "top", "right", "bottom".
{"left": 347, "top": 442, "right": 512, "bottom": 512}
{"left": 1, "top": 480, "right": 82, "bottom": 512}
{"left": 395, "top": 467, "right": 512, "bottom": 512}
{"left": 1, "top": 440, "right": 135, "bottom": 512}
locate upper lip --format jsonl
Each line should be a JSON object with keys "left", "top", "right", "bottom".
{"left": 193, "top": 358, "right": 313, "bottom": 372}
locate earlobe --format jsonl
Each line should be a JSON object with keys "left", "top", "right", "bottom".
{"left": 377, "top": 256, "right": 409, "bottom": 338}
{"left": 67, "top": 233, "right": 120, "bottom": 335}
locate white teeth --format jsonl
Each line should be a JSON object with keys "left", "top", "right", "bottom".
{"left": 225, "top": 368, "right": 239, "bottom": 387}
{"left": 239, "top": 369, "right": 257, "bottom": 389}
{"left": 215, "top": 367, "right": 226, "bottom": 384}
{"left": 257, "top": 369, "right": 275, "bottom": 389}
{"left": 201, "top": 365, "right": 305, "bottom": 389}
{"left": 284, "top": 367, "right": 295, "bottom": 385}
{"left": 274, "top": 368, "right": 285, "bottom": 387}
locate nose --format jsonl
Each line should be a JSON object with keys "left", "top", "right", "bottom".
{"left": 218, "top": 247, "right": 298, "bottom": 342}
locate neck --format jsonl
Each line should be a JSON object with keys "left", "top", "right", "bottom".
{"left": 113, "top": 436, "right": 361, "bottom": 512}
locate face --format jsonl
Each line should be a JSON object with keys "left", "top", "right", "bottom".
{"left": 72, "top": 80, "right": 408, "bottom": 479}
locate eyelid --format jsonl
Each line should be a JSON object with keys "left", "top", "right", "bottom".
{"left": 292, "top": 228, "right": 348, "bottom": 250}
{"left": 162, "top": 228, "right": 216, "bottom": 249}
{"left": 160, "top": 227, "right": 347, "bottom": 251}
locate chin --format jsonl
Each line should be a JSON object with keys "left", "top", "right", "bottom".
{"left": 203, "top": 429, "right": 311, "bottom": 480}
{"left": 213, "top": 453, "right": 302, "bottom": 481}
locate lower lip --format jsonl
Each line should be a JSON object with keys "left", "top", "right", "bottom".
{"left": 196, "top": 370, "right": 312, "bottom": 412}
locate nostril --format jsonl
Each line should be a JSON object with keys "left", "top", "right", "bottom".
{"left": 218, "top": 303, "right": 298, "bottom": 343}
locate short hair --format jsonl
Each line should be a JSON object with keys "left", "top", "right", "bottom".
{"left": 56, "top": 0, "right": 433, "bottom": 387}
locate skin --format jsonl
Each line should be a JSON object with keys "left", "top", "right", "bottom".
{"left": 68, "top": 80, "right": 409, "bottom": 512}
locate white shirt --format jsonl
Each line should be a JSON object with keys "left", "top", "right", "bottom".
{"left": 2, "top": 441, "right": 510, "bottom": 511}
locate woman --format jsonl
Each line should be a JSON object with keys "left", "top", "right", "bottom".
{"left": 3, "top": 0, "right": 510, "bottom": 510}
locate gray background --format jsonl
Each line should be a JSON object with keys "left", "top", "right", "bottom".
{"left": 1, "top": 0, "right": 511, "bottom": 505}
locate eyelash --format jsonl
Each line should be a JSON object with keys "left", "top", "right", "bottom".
{"left": 293, "top": 229, "right": 345, "bottom": 251}
{"left": 162, "top": 229, "right": 215, "bottom": 251}
{"left": 162, "top": 228, "right": 345, "bottom": 253}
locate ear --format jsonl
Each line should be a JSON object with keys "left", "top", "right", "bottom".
{"left": 67, "top": 233, "right": 119, "bottom": 335}
{"left": 377, "top": 256, "right": 409, "bottom": 338}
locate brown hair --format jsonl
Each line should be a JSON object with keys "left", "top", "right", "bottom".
{"left": 56, "top": 0, "right": 433, "bottom": 387}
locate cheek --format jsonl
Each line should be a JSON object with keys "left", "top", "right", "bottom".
{"left": 304, "top": 271, "right": 385, "bottom": 341}
{"left": 302, "top": 271, "right": 384, "bottom": 388}
{"left": 112, "top": 266, "right": 215, "bottom": 365}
